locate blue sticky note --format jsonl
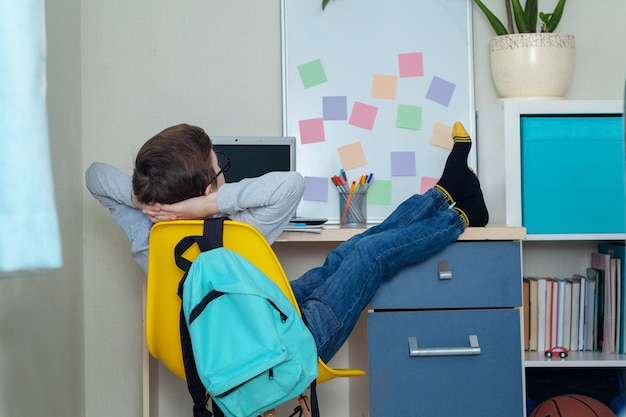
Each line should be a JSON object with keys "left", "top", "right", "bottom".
{"left": 425, "top": 76, "right": 456, "bottom": 107}
{"left": 323, "top": 96, "right": 348, "bottom": 120}
{"left": 303, "top": 176, "right": 329, "bottom": 202}
{"left": 390, "top": 152, "right": 416, "bottom": 176}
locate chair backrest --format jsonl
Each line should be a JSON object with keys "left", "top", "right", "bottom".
{"left": 145, "top": 219, "right": 364, "bottom": 383}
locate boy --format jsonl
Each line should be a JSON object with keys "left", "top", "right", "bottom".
{"left": 86, "top": 121, "right": 488, "bottom": 362}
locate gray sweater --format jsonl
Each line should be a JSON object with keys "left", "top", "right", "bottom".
{"left": 85, "top": 162, "right": 304, "bottom": 274}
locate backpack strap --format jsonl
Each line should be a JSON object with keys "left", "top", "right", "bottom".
{"left": 300, "top": 313, "right": 320, "bottom": 417}
{"left": 177, "top": 218, "right": 226, "bottom": 417}
{"left": 174, "top": 218, "right": 225, "bottom": 274}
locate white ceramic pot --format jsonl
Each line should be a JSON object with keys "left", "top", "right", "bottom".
{"left": 490, "top": 33, "right": 575, "bottom": 100}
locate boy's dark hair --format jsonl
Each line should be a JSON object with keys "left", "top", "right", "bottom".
{"left": 132, "top": 124, "right": 216, "bottom": 204}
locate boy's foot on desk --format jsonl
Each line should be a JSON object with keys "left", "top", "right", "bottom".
{"left": 435, "top": 121, "right": 488, "bottom": 227}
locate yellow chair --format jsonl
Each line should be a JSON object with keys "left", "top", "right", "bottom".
{"left": 145, "top": 219, "right": 364, "bottom": 387}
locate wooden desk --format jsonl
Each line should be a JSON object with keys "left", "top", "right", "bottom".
{"left": 276, "top": 226, "right": 526, "bottom": 243}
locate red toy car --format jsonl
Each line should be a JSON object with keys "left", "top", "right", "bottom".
{"left": 544, "top": 346, "right": 569, "bottom": 358}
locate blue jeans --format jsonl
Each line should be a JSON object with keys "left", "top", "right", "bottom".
{"left": 290, "top": 188, "right": 465, "bottom": 362}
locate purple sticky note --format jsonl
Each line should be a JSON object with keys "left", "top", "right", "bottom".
{"left": 425, "top": 76, "right": 456, "bottom": 107}
{"left": 303, "top": 176, "right": 329, "bottom": 202}
{"left": 390, "top": 152, "right": 416, "bottom": 176}
{"left": 323, "top": 96, "right": 348, "bottom": 121}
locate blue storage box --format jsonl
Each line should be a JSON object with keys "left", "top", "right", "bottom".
{"left": 521, "top": 115, "right": 625, "bottom": 234}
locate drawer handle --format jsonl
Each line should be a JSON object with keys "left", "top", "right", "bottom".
{"left": 437, "top": 260, "right": 452, "bottom": 280}
{"left": 408, "top": 335, "right": 481, "bottom": 357}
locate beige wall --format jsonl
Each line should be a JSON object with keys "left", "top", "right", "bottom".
{"left": 1, "top": 1, "right": 623, "bottom": 416}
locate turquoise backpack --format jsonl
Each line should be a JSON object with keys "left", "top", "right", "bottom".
{"left": 176, "top": 219, "right": 319, "bottom": 417}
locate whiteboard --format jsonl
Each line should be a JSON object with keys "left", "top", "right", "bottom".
{"left": 282, "top": 0, "right": 475, "bottom": 223}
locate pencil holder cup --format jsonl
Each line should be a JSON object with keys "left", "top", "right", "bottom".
{"left": 339, "top": 191, "right": 367, "bottom": 228}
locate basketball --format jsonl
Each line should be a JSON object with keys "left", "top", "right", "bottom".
{"left": 529, "top": 394, "right": 616, "bottom": 417}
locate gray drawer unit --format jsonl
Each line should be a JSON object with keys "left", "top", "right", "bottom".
{"left": 371, "top": 241, "right": 522, "bottom": 310}
{"left": 368, "top": 241, "right": 524, "bottom": 417}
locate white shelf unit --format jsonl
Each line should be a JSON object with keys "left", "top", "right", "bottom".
{"left": 477, "top": 100, "right": 626, "bottom": 413}
{"left": 476, "top": 99, "right": 623, "bottom": 233}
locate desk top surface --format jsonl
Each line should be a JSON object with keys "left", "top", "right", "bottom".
{"left": 275, "top": 226, "right": 526, "bottom": 243}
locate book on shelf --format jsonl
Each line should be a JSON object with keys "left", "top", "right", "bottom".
{"left": 562, "top": 278, "right": 572, "bottom": 350}
{"left": 591, "top": 251, "right": 612, "bottom": 352}
{"left": 568, "top": 275, "right": 581, "bottom": 351}
{"left": 583, "top": 268, "right": 596, "bottom": 351}
{"left": 576, "top": 273, "right": 586, "bottom": 351}
{"left": 553, "top": 278, "right": 565, "bottom": 348}
{"left": 550, "top": 278, "right": 560, "bottom": 349}
{"left": 527, "top": 277, "right": 539, "bottom": 351}
{"left": 545, "top": 278, "right": 554, "bottom": 350}
{"left": 598, "top": 243, "right": 626, "bottom": 354}
{"left": 536, "top": 277, "right": 547, "bottom": 351}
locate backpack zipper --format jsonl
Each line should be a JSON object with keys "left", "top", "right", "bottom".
{"left": 267, "top": 300, "right": 288, "bottom": 323}
{"left": 216, "top": 368, "right": 275, "bottom": 398}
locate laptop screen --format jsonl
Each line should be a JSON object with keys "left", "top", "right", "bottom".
{"left": 211, "top": 136, "right": 296, "bottom": 183}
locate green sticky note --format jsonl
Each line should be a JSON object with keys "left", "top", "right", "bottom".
{"left": 367, "top": 180, "right": 392, "bottom": 205}
{"left": 297, "top": 59, "right": 328, "bottom": 89}
{"left": 396, "top": 104, "right": 422, "bottom": 130}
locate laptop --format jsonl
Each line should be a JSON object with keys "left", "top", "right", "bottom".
{"left": 211, "top": 136, "right": 326, "bottom": 225}
{"left": 211, "top": 136, "right": 296, "bottom": 183}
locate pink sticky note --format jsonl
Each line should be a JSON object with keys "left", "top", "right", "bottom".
{"left": 398, "top": 52, "right": 424, "bottom": 78}
{"left": 348, "top": 101, "right": 378, "bottom": 131}
{"left": 420, "top": 176, "right": 439, "bottom": 194}
{"left": 371, "top": 74, "right": 398, "bottom": 100}
{"left": 298, "top": 118, "right": 325, "bottom": 144}
{"left": 337, "top": 142, "right": 367, "bottom": 171}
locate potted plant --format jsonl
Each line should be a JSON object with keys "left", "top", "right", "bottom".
{"left": 473, "top": 0, "right": 575, "bottom": 99}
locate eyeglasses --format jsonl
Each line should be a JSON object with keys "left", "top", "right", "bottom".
{"left": 208, "top": 151, "right": 231, "bottom": 184}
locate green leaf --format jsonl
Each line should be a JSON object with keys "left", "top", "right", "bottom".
{"left": 473, "top": 0, "right": 509, "bottom": 35}
{"left": 322, "top": 0, "right": 330, "bottom": 10}
{"left": 524, "top": 0, "right": 538, "bottom": 33}
{"left": 545, "top": 0, "right": 566, "bottom": 32}
{"left": 511, "top": 0, "right": 529, "bottom": 33}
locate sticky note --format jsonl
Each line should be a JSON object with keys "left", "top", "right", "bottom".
{"left": 298, "top": 118, "right": 325, "bottom": 144}
{"left": 337, "top": 142, "right": 367, "bottom": 170}
{"left": 431, "top": 122, "right": 453, "bottom": 150}
{"left": 396, "top": 104, "right": 422, "bottom": 130}
{"left": 426, "top": 76, "right": 456, "bottom": 107}
{"left": 349, "top": 101, "right": 378, "bottom": 131}
{"left": 390, "top": 152, "right": 416, "bottom": 176}
{"left": 371, "top": 74, "right": 398, "bottom": 100}
{"left": 297, "top": 59, "right": 328, "bottom": 89}
{"left": 367, "top": 180, "right": 392, "bottom": 205}
{"left": 303, "top": 176, "right": 329, "bottom": 202}
{"left": 420, "top": 176, "right": 439, "bottom": 194}
{"left": 323, "top": 96, "right": 348, "bottom": 121}
{"left": 398, "top": 52, "right": 424, "bottom": 78}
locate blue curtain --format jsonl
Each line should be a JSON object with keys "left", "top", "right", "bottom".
{"left": 0, "top": 0, "right": 62, "bottom": 273}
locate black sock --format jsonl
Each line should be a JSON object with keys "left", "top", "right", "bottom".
{"left": 454, "top": 191, "right": 489, "bottom": 227}
{"left": 435, "top": 121, "right": 479, "bottom": 204}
